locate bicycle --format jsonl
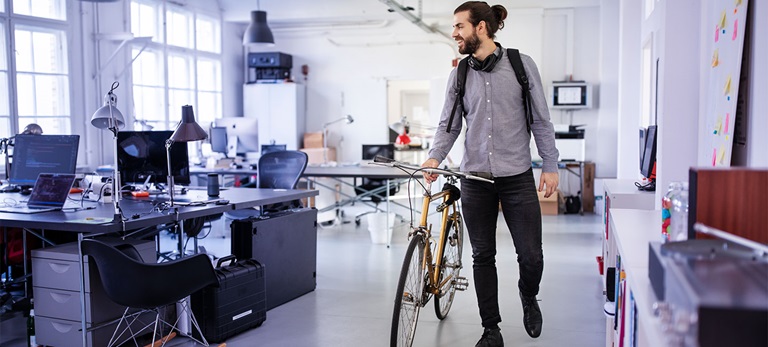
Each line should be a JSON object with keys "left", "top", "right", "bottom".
{"left": 370, "top": 156, "right": 493, "bottom": 347}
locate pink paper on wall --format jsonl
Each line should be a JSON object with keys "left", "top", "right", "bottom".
{"left": 733, "top": 19, "right": 738, "bottom": 40}
{"left": 725, "top": 113, "right": 730, "bottom": 133}
{"left": 712, "top": 148, "right": 717, "bottom": 166}
{"left": 715, "top": 25, "right": 720, "bottom": 42}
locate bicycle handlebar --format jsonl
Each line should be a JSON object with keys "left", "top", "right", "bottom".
{"left": 372, "top": 155, "right": 494, "bottom": 183}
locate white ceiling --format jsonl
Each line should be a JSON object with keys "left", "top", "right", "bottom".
{"left": 219, "top": 0, "right": 601, "bottom": 25}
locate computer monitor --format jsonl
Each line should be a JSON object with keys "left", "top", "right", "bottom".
{"left": 261, "top": 144, "right": 286, "bottom": 155}
{"left": 209, "top": 126, "right": 228, "bottom": 155}
{"left": 213, "top": 117, "right": 259, "bottom": 156}
{"left": 640, "top": 125, "right": 657, "bottom": 181}
{"left": 117, "top": 131, "right": 190, "bottom": 186}
{"left": 9, "top": 135, "right": 80, "bottom": 186}
{"left": 362, "top": 144, "right": 395, "bottom": 161}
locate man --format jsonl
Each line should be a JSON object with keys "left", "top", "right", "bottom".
{"left": 422, "top": 2, "right": 559, "bottom": 346}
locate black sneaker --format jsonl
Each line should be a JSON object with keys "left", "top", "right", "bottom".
{"left": 519, "top": 292, "right": 542, "bottom": 338}
{"left": 475, "top": 327, "right": 504, "bottom": 347}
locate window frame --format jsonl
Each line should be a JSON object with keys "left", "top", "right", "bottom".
{"left": 0, "top": 0, "right": 72, "bottom": 137}
{"left": 129, "top": 0, "right": 223, "bottom": 131}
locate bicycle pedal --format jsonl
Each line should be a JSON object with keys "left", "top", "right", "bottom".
{"left": 453, "top": 276, "right": 469, "bottom": 291}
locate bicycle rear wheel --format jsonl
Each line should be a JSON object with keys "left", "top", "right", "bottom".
{"left": 434, "top": 212, "right": 464, "bottom": 320}
{"left": 391, "top": 233, "right": 427, "bottom": 347}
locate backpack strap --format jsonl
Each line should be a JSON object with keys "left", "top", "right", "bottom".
{"left": 445, "top": 56, "right": 469, "bottom": 133}
{"left": 507, "top": 48, "right": 534, "bottom": 133}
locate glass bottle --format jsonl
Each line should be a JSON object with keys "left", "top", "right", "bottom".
{"left": 661, "top": 182, "right": 682, "bottom": 242}
{"left": 669, "top": 183, "right": 689, "bottom": 242}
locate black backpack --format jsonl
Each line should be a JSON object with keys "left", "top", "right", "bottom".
{"left": 446, "top": 48, "right": 534, "bottom": 134}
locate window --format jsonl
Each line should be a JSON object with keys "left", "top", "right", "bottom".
{"left": 12, "top": 0, "right": 66, "bottom": 21}
{"left": 130, "top": 1, "right": 222, "bottom": 130}
{"left": 15, "top": 25, "right": 70, "bottom": 134}
{"left": 0, "top": 0, "right": 71, "bottom": 137}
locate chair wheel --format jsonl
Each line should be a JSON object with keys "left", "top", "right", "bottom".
{"left": 355, "top": 217, "right": 361, "bottom": 226}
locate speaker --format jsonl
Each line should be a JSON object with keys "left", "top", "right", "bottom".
{"left": 247, "top": 52, "right": 292, "bottom": 69}
{"left": 606, "top": 267, "right": 616, "bottom": 302}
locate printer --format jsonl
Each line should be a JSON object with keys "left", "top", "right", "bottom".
{"left": 531, "top": 124, "right": 585, "bottom": 162}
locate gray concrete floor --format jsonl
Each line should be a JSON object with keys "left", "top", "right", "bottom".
{"left": 1, "top": 211, "right": 607, "bottom": 347}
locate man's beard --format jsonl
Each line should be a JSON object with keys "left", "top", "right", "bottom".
{"left": 458, "top": 31, "right": 481, "bottom": 55}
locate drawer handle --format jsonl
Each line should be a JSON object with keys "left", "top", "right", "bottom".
{"left": 51, "top": 321, "right": 74, "bottom": 333}
{"left": 50, "top": 292, "right": 73, "bottom": 304}
{"left": 49, "top": 262, "right": 72, "bottom": 274}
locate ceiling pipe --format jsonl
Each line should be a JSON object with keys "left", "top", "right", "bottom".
{"left": 379, "top": 0, "right": 453, "bottom": 41}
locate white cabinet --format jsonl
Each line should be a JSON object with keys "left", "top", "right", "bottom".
{"left": 243, "top": 83, "right": 306, "bottom": 151}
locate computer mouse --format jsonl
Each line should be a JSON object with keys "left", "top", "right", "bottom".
{"left": 20, "top": 187, "right": 32, "bottom": 196}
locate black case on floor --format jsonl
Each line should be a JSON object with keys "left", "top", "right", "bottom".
{"left": 231, "top": 207, "right": 318, "bottom": 310}
{"left": 191, "top": 257, "right": 266, "bottom": 343}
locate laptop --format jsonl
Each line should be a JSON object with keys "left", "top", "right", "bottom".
{"left": 0, "top": 173, "right": 77, "bottom": 214}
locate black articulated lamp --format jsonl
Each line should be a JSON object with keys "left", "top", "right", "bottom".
{"left": 90, "top": 81, "right": 125, "bottom": 221}
{"left": 243, "top": 0, "right": 274, "bottom": 46}
{"left": 166, "top": 105, "right": 207, "bottom": 207}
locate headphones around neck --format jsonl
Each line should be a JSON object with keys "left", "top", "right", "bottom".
{"left": 468, "top": 43, "right": 503, "bottom": 72}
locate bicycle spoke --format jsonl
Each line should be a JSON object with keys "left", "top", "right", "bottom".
{"left": 391, "top": 235, "right": 426, "bottom": 347}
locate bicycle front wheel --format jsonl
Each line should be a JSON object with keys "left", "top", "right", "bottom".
{"left": 434, "top": 212, "right": 464, "bottom": 320}
{"left": 391, "top": 233, "right": 427, "bottom": 347}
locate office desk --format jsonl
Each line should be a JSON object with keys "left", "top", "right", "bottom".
{"left": 302, "top": 165, "right": 416, "bottom": 218}
{"left": 0, "top": 187, "right": 318, "bottom": 346}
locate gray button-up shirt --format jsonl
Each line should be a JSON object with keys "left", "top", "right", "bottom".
{"left": 429, "top": 48, "right": 559, "bottom": 176}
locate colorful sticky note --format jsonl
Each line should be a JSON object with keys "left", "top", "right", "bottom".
{"left": 714, "top": 116, "right": 723, "bottom": 135}
{"left": 736, "top": 0, "right": 743, "bottom": 6}
{"left": 733, "top": 19, "right": 738, "bottom": 40}
{"left": 724, "top": 76, "right": 732, "bottom": 95}
{"left": 712, "top": 49, "right": 719, "bottom": 67}
{"left": 712, "top": 148, "right": 717, "bottom": 166}
{"left": 725, "top": 113, "right": 730, "bottom": 133}
{"left": 715, "top": 25, "right": 720, "bottom": 42}
{"left": 718, "top": 145, "right": 726, "bottom": 164}
{"left": 719, "top": 11, "right": 727, "bottom": 29}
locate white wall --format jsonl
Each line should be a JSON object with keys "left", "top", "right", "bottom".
{"left": 616, "top": 0, "right": 642, "bottom": 179}
{"left": 228, "top": 6, "right": 610, "bottom": 171}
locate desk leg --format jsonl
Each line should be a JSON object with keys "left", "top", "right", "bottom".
{"left": 386, "top": 178, "right": 391, "bottom": 249}
{"left": 579, "top": 162, "right": 584, "bottom": 215}
{"left": 77, "top": 233, "right": 88, "bottom": 347}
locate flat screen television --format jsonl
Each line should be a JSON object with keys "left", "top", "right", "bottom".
{"left": 550, "top": 82, "right": 592, "bottom": 109}
{"left": 117, "top": 131, "right": 190, "bottom": 186}
{"left": 261, "top": 144, "right": 286, "bottom": 155}
{"left": 214, "top": 117, "right": 259, "bottom": 156}
{"left": 640, "top": 125, "right": 657, "bottom": 181}
{"left": 10, "top": 135, "right": 80, "bottom": 186}
{"left": 209, "top": 126, "right": 228, "bottom": 155}
{"left": 362, "top": 144, "right": 395, "bottom": 161}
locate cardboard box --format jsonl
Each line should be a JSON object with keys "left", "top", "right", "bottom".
{"left": 537, "top": 190, "right": 559, "bottom": 215}
{"left": 581, "top": 162, "right": 595, "bottom": 213}
{"left": 300, "top": 147, "right": 336, "bottom": 165}
{"left": 303, "top": 132, "right": 324, "bottom": 148}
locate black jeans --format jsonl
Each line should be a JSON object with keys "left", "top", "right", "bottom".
{"left": 460, "top": 168, "right": 543, "bottom": 328}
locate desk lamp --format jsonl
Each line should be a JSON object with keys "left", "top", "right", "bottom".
{"left": 90, "top": 81, "right": 125, "bottom": 221}
{"left": 166, "top": 105, "right": 207, "bottom": 207}
{"left": 322, "top": 115, "right": 354, "bottom": 165}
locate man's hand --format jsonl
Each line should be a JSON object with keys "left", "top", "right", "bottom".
{"left": 422, "top": 158, "right": 440, "bottom": 183}
{"left": 539, "top": 172, "right": 559, "bottom": 198}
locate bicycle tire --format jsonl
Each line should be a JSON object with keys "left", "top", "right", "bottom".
{"left": 434, "top": 212, "right": 464, "bottom": 320}
{"left": 391, "top": 233, "right": 427, "bottom": 347}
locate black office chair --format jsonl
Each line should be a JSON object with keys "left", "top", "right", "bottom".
{"left": 354, "top": 144, "right": 399, "bottom": 226}
{"left": 81, "top": 239, "right": 219, "bottom": 347}
{"left": 225, "top": 150, "right": 308, "bottom": 220}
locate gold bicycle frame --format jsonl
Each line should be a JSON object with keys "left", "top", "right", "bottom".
{"left": 415, "top": 183, "right": 457, "bottom": 296}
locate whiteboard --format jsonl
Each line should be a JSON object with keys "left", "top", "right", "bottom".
{"left": 703, "top": 0, "right": 748, "bottom": 167}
